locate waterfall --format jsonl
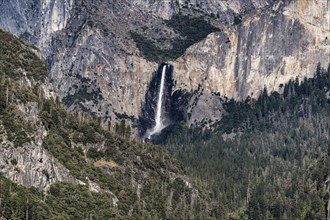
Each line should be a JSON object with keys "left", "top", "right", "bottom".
{"left": 154, "top": 65, "right": 166, "bottom": 132}
{"left": 146, "top": 65, "right": 167, "bottom": 139}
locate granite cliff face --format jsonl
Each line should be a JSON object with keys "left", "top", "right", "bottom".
{"left": 172, "top": 0, "right": 330, "bottom": 126}
{"left": 0, "top": 0, "right": 328, "bottom": 132}
{"left": 173, "top": 0, "right": 330, "bottom": 99}
{"left": 131, "top": 0, "right": 274, "bottom": 21}
{"left": 0, "top": 0, "right": 73, "bottom": 54}
{"left": 0, "top": 104, "right": 78, "bottom": 190}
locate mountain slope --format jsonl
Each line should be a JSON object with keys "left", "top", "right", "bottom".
{"left": 0, "top": 29, "right": 212, "bottom": 219}
{"left": 0, "top": 0, "right": 328, "bottom": 135}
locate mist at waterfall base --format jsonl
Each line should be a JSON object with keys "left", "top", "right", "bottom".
{"left": 143, "top": 65, "right": 168, "bottom": 141}
{"left": 139, "top": 63, "right": 189, "bottom": 144}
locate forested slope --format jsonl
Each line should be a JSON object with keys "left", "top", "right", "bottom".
{"left": 165, "top": 64, "right": 330, "bottom": 219}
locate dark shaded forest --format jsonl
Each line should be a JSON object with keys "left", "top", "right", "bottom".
{"left": 164, "top": 64, "right": 330, "bottom": 219}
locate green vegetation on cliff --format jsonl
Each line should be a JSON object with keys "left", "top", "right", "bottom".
{"left": 0, "top": 29, "right": 46, "bottom": 147}
{"left": 131, "top": 15, "right": 219, "bottom": 62}
{"left": 0, "top": 29, "right": 46, "bottom": 82}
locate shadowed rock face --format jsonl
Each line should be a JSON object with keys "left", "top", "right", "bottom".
{"left": 139, "top": 64, "right": 174, "bottom": 138}
{"left": 0, "top": 0, "right": 328, "bottom": 133}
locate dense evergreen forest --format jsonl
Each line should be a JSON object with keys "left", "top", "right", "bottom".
{"left": 164, "top": 64, "right": 330, "bottom": 219}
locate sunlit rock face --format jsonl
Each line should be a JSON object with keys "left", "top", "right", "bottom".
{"left": 174, "top": 0, "right": 329, "bottom": 99}
{"left": 0, "top": 0, "right": 73, "bottom": 54}
{"left": 0, "top": 0, "right": 328, "bottom": 133}
{"left": 172, "top": 0, "right": 330, "bottom": 126}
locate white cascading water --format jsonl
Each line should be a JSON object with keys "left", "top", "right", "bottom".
{"left": 146, "top": 65, "right": 167, "bottom": 139}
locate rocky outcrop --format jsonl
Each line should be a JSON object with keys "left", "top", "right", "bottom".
{"left": 0, "top": 102, "right": 77, "bottom": 190}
